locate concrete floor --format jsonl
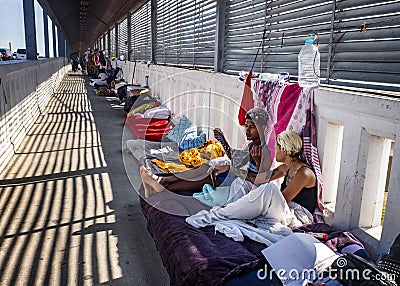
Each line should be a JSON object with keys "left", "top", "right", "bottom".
{"left": 0, "top": 73, "right": 169, "bottom": 285}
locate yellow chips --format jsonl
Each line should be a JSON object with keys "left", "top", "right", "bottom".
{"left": 152, "top": 140, "right": 226, "bottom": 172}
{"left": 178, "top": 140, "right": 225, "bottom": 167}
{"left": 151, "top": 159, "right": 191, "bottom": 173}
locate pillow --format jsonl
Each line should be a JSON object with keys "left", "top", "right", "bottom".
{"left": 129, "top": 102, "right": 157, "bottom": 116}
{"left": 166, "top": 115, "right": 193, "bottom": 143}
{"left": 143, "top": 106, "right": 171, "bottom": 119}
{"left": 179, "top": 127, "right": 207, "bottom": 150}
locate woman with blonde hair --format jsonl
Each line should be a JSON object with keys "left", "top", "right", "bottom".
{"left": 268, "top": 130, "right": 317, "bottom": 214}
{"left": 186, "top": 130, "right": 317, "bottom": 229}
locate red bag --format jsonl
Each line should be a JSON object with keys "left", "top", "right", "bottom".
{"left": 125, "top": 116, "right": 174, "bottom": 141}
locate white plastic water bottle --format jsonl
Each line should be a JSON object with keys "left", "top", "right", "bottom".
{"left": 298, "top": 34, "right": 320, "bottom": 88}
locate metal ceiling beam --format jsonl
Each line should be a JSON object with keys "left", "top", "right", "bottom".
{"left": 36, "top": 0, "right": 148, "bottom": 54}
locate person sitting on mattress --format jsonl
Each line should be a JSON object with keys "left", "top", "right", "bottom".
{"left": 140, "top": 108, "right": 272, "bottom": 198}
{"left": 186, "top": 130, "right": 318, "bottom": 228}
{"left": 186, "top": 130, "right": 372, "bottom": 261}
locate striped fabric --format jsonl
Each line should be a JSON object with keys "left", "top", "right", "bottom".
{"left": 300, "top": 90, "right": 324, "bottom": 221}
{"left": 256, "top": 82, "right": 325, "bottom": 222}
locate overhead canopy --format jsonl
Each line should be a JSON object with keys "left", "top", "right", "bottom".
{"left": 37, "top": 0, "right": 148, "bottom": 53}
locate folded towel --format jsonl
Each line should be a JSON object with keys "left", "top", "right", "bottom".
{"left": 193, "top": 184, "right": 231, "bottom": 207}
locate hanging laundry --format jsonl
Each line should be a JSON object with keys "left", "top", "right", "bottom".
{"left": 238, "top": 70, "right": 254, "bottom": 125}
{"left": 274, "top": 83, "right": 303, "bottom": 136}
{"left": 255, "top": 79, "right": 325, "bottom": 221}
{"left": 301, "top": 90, "right": 325, "bottom": 222}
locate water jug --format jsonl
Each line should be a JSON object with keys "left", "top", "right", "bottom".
{"left": 298, "top": 34, "right": 320, "bottom": 88}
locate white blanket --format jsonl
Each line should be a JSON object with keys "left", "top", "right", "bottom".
{"left": 90, "top": 78, "right": 107, "bottom": 86}
{"left": 186, "top": 183, "right": 313, "bottom": 245}
{"left": 213, "top": 219, "right": 293, "bottom": 246}
{"left": 124, "top": 139, "right": 179, "bottom": 164}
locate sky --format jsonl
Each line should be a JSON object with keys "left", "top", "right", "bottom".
{"left": 0, "top": 0, "right": 52, "bottom": 57}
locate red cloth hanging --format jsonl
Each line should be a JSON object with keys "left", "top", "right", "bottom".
{"left": 238, "top": 70, "right": 254, "bottom": 125}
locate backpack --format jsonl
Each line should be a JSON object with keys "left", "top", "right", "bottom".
{"left": 117, "top": 85, "right": 128, "bottom": 102}
{"left": 124, "top": 96, "right": 139, "bottom": 113}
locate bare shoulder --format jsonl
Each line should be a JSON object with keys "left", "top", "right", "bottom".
{"left": 297, "top": 166, "right": 316, "bottom": 185}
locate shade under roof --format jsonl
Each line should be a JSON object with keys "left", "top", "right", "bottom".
{"left": 37, "top": 0, "right": 148, "bottom": 53}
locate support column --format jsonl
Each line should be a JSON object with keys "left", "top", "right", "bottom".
{"left": 115, "top": 24, "right": 119, "bottom": 58}
{"left": 127, "top": 12, "right": 132, "bottom": 61}
{"left": 214, "top": 0, "right": 228, "bottom": 72}
{"left": 43, "top": 12, "right": 50, "bottom": 58}
{"left": 325, "top": 0, "right": 336, "bottom": 84}
{"left": 380, "top": 138, "right": 400, "bottom": 254}
{"left": 52, "top": 22, "right": 57, "bottom": 57}
{"left": 23, "top": 0, "right": 38, "bottom": 60}
{"left": 66, "top": 43, "right": 70, "bottom": 57}
{"left": 107, "top": 29, "right": 111, "bottom": 57}
{"left": 58, "top": 29, "right": 65, "bottom": 57}
{"left": 151, "top": 0, "right": 157, "bottom": 63}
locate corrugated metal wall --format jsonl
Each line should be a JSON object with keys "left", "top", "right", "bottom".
{"left": 118, "top": 18, "right": 129, "bottom": 60}
{"left": 155, "top": 0, "right": 216, "bottom": 68}
{"left": 96, "top": 0, "right": 400, "bottom": 91}
{"left": 109, "top": 27, "right": 116, "bottom": 58}
{"left": 131, "top": 2, "right": 152, "bottom": 61}
{"left": 328, "top": 0, "right": 400, "bottom": 88}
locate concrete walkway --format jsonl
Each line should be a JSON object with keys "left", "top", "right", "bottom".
{"left": 0, "top": 73, "right": 169, "bottom": 285}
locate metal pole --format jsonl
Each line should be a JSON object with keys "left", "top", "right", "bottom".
{"left": 52, "top": 22, "right": 57, "bottom": 57}
{"left": 43, "top": 12, "right": 50, "bottom": 58}
{"left": 115, "top": 24, "right": 119, "bottom": 58}
{"left": 214, "top": 0, "right": 228, "bottom": 72}
{"left": 127, "top": 12, "right": 132, "bottom": 61}
{"left": 261, "top": 0, "right": 268, "bottom": 73}
{"left": 66, "top": 41, "right": 70, "bottom": 57}
{"left": 57, "top": 29, "right": 65, "bottom": 57}
{"left": 107, "top": 29, "right": 111, "bottom": 57}
{"left": 151, "top": 0, "right": 157, "bottom": 63}
{"left": 326, "top": 0, "right": 337, "bottom": 84}
{"left": 22, "top": 0, "right": 38, "bottom": 60}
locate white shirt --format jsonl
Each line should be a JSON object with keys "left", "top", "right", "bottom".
{"left": 84, "top": 50, "right": 90, "bottom": 62}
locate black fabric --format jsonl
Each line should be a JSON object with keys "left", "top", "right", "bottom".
{"left": 331, "top": 253, "right": 396, "bottom": 286}
{"left": 280, "top": 165, "right": 317, "bottom": 214}
{"left": 124, "top": 96, "right": 139, "bottom": 113}
{"left": 99, "top": 51, "right": 106, "bottom": 66}
{"left": 292, "top": 223, "right": 365, "bottom": 253}
{"left": 378, "top": 234, "right": 400, "bottom": 285}
{"left": 72, "top": 60, "right": 78, "bottom": 71}
{"left": 117, "top": 85, "right": 128, "bottom": 102}
{"left": 123, "top": 91, "right": 158, "bottom": 113}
